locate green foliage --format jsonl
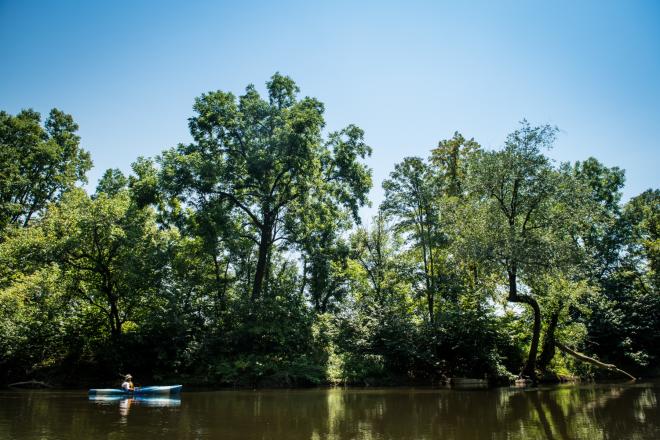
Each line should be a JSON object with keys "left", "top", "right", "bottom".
{"left": 1, "top": 86, "right": 657, "bottom": 386}
{"left": 159, "top": 73, "right": 371, "bottom": 301}
{"left": 624, "top": 189, "right": 659, "bottom": 283}
{"left": 382, "top": 157, "right": 445, "bottom": 322}
{"left": 0, "top": 267, "right": 67, "bottom": 381}
{"left": 463, "top": 121, "right": 594, "bottom": 379}
{"left": 573, "top": 177, "right": 660, "bottom": 376}
{"left": 430, "top": 131, "right": 481, "bottom": 197}
{"left": 0, "top": 109, "right": 91, "bottom": 234}
{"left": 96, "top": 168, "right": 128, "bottom": 197}
{"left": 203, "top": 285, "right": 327, "bottom": 387}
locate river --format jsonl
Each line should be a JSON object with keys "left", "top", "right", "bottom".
{"left": 1, "top": 381, "right": 658, "bottom": 439}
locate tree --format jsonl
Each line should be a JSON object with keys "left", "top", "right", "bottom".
{"left": 349, "top": 214, "right": 409, "bottom": 308}
{"left": 624, "top": 189, "right": 659, "bottom": 286}
{"left": 0, "top": 109, "right": 91, "bottom": 234}
{"left": 532, "top": 273, "right": 591, "bottom": 373}
{"left": 381, "top": 157, "right": 444, "bottom": 322}
{"left": 570, "top": 160, "right": 658, "bottom": 376}
{"left": 159, "top": 73, "right": 371, "bottom": 301}
{"left": 301, "top": 222, "right": 351, "bottom": 314}
{"left": 335, "top": 215, "right": 417, "bottom": 383}
{"left": 430, "top": 132, "right": 481, "bottom": 197}
{"left": 467, "top": 121, "right": 583, "bottom": 379}
{"left": 586, "top": 189, "right": 660, "bottom": 374}
{"left": 37, "top": 185, "right": 166, "bottom": 343}
{"left": 572, "top": 158, "right": 627, "bottom": 282}
{"left": 96, "top": 168, "right": 129, "bottom": 197}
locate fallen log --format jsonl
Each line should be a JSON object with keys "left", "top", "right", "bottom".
{"left": 8, "top": 379, "right": 53, "bottom": 389}
{"left": 555, "top": 342, "right": 636, "bottom": 381}
{"left": 449, "top": 378, "right": 488, "bottom": 388}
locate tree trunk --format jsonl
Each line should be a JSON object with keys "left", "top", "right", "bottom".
{"left": 517, "top": 293, "right": 542, "bottom": 379}
{"left": 555, "top": 342, "right": 636, "bottom": 380}
{"left": 419, "top": 222, "right": 434, "bottom": 323}
{"left": 299, "top": 258, "right": 307, "bottom": 298}
{"left": 427, "top": 291, "right": 435, "bottom": 324}
{"left": 213, "top": 253, "right": 223, "bottom": 300}
{"left": 109, "top": 297, "right": 121, "bottom": 341}
{"left": 252, "top": 222, "right": 273, "bottom": 300}
{"left": 222, "top": 258, "right": 230, "bottom": 301}
{"left": 507, "top": 267, "right": 542, "bottom": 381}
{"left": 537, "top": 306, "right": 561, "bottom": 372}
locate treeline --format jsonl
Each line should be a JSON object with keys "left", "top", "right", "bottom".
{"left": 1, "top": 74, "right": 658, "bottom": 387}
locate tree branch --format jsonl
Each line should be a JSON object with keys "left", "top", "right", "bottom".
{"left": 555, "top": 342, "right": 636, "bottom": 381}
{"left": 217, "top": 191, "right": 263, "bottom": 228}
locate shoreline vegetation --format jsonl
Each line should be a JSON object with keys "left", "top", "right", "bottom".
{"left": 1, "top": 74, "right": 658, "bottom": 389}
{"left": 4, "top": 376, "right": 644, "bottom": 392}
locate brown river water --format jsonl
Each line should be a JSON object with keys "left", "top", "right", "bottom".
{"left": 0, "top": 381, "right": 658, "bottom": 439}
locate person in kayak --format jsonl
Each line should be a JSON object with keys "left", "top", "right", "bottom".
{"left": 121, "top": 374, "right": 134, "bottom": 392}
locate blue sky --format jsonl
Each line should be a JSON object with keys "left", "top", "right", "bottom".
{"left": 1, "top": 0, "right": 658, "bottom": 221}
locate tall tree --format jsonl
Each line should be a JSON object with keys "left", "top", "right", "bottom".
{"left": 381, "top": 157, "right": 444, "bottom": 322}
{"left": 467, "top": 121, "right": 583, "bottom": 379}
{"left": 0, "top": 109, "right": 91, "bottom": 234}
{"left": 159, "top": 73, "right": 371, "bottom": 301}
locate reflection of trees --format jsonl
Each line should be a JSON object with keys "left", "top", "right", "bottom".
{"left": 308, "top": 385, "right": 660, "bottom": 440}
{"left": 498, "top": 385, "right": 660, "bottom": 440}
{"left": 0, "top": 385, "right": 658, "bottom": 439}
{"left": 586, "top": 385, "right": 660, "bottom": 439}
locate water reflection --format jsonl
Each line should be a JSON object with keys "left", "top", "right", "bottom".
{"left": 1, "top": 382, "right": 658, "bottom": 439}
{"left": 88, "top": 395, "right": 182, "bottom": 406}
{"left": 89, "top": 395, "right": 181, "bottom": 416}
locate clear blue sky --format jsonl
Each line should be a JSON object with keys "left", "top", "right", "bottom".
{"left": 2, "top": 0, "right": 658, "bottom": 221}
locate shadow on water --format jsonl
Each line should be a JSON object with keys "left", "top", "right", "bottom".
{"left": 0, "top": 381, "right": 658, "bottom": 439}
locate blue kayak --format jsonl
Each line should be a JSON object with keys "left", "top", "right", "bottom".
{"left": 88, "top": 385, "right": 182, "bottom": 395}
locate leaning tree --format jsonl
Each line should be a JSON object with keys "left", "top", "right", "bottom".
{"left": 465, "top": 121, "right": 584, "bottom": 380}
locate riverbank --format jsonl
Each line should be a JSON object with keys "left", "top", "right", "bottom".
{"left": 7, "top": 372, "right": 647, "bottom": 392}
